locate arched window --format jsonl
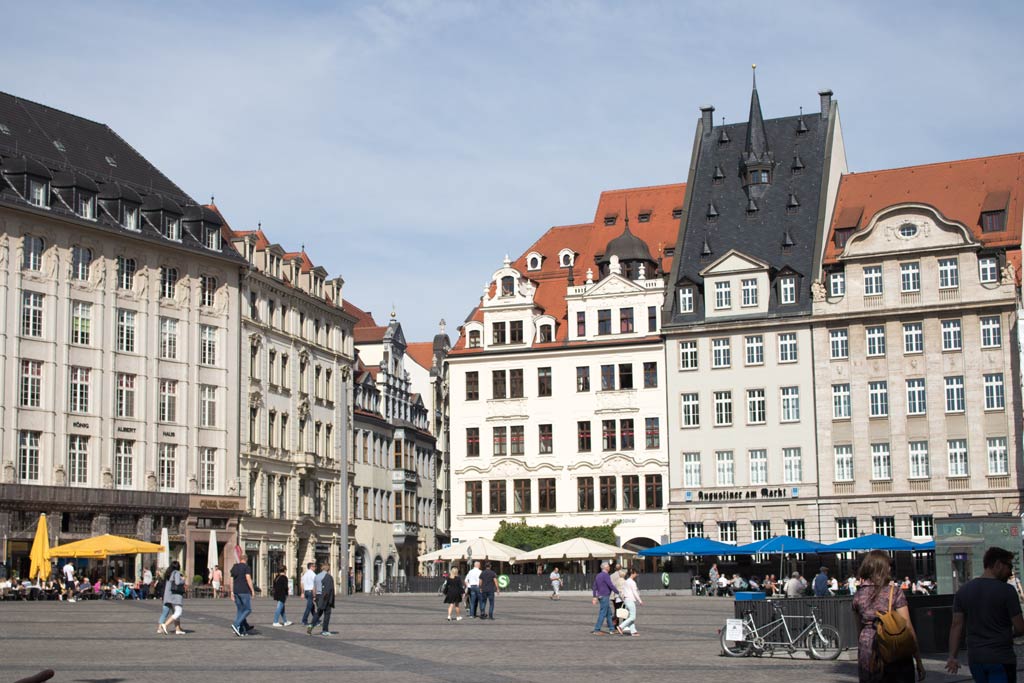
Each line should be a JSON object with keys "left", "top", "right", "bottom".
{"left": 71, "top": 246, "right": 92, "bottom": 280}
{"left": 468, "top": 330, "right": 481, "bottom": 348}
{"left": 501, "top": 276, "right": 515, "bottom": 297}
{"left": 539, "top": 324, "right": 553, "bottom": 342}
{"left": 22, "top": 235, "right": 44, "bottom": 271}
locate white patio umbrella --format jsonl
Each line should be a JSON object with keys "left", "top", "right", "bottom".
{"left": 158, "top": 527, "right": 170, "bottom": 570}
{"left": 513, "top": 537, "right": 635, "bottom": 562}
{"left": 418, "top": 538, "right": 520, "bottom": 563}
{"left": 207, "top": 529, "right": 218, "bottom": 573}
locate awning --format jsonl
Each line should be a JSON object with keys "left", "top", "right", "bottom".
{"left": 513, "top": 537, "right": 635, "bottom": 562}
{"left": 638, "top": 537, "right": 736, "bottom": 557}
{"left": 822, "top": 533, "right": 918, "bottom": 553}
{"left": 417, "top": 537, "right": 521, "bottom": 563}
{"left": 734, "top": 535, "right": 827, "bottom": 555}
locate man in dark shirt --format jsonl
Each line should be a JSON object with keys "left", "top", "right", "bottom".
{"left": 478, "top": 563, "right": 498, "bottom": 620}
{"left": 812, "top": 567, "right": 830, "bottom": 597}
{"left": 307, "top": 562, "right": 336, "bottom": 636}
{"left": 947, "top": 546, "right": 1024, "bottom": 681}
{"left": 230, "top": 555, "right": 255, "bottom": 637}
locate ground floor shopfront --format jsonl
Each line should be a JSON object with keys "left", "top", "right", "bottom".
{"left": 0, "top": 484, "right": 243, "bottom": 583}
{"left": 238, "top": 517, "right": 345, "bottom": 594}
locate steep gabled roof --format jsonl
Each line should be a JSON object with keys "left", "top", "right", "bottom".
{"left": 406, "top": 341, "right": 437, "bottom": 370}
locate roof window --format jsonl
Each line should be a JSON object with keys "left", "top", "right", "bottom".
{"left": 105, "top": 156, "right": 118, "bottom": 167}
{"left": 981, "top": 191, "right": 1009, "bottom": 232}
{"left": 672, "top": 208, "right": 682, "bottom": 219}
{"left": 53, "top": 140, "right": 66, "bottom": 152}
{"left": 637, "top": 212, "right": 651, "bottom": 223}
{"left": 833, "top": 228, "right": 854, "bottom": 248}
{"left": 526, "top": 252, "right": 542, "bottom": 271}
{"left": 664, "top": 247, "right": 675, "bottom": 256}
{"left": 603, "top": 215, "right": 617, "bottom": 226}
{"left": 0, "top": 123, "right": 10, "bottom": 135}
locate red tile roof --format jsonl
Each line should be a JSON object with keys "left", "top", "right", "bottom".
{"left": 824, "top": 153, "right": 1024, "bottom": 266}
{"left": 405, "top": 341, "right": 436, "bottom": 370}
{"left": 343, "top": 300, "right": 378, "bottom": 328}
{"left": 354, "top": 326, "right": 388, "bottom": 343}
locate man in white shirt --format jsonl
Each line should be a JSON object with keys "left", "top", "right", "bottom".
{"left": 550, "top": 567, "right": 561, "bottom": 600}
{"left": 142, "top": 568, "right": 153, "bottom": 600}
{"left": 62, "top": 562, "right": 76, "bottom": 602}
{"left": 464, "top": 561, "right": 482, "bottom": 618}
{"left": 300, "top": 563, "right": 317, "bottom": 626}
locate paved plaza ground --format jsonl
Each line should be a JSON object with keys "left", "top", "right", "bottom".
{"left": 0, "top": 593, "right": 979, "bottom": 682}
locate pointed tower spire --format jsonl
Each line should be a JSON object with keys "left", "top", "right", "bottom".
{"left": 744, "top": 64, "right": 770, "bottom": 164}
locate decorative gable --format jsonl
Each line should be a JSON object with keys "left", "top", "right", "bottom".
{"left": 841, "top": 204, "right": 976, "bottom": 260}
{"left": 699, "top": 249, "right": 770, "bottom": 277}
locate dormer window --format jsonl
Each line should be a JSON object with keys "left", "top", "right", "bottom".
{"left": 469, "top": 330, "right": 481, "bottom": 348}
{"left": 604, "top": 215, "right": 617, "bottom": 226}
{"left": 164, "top": 216, "right": 181, "bottom": 241}
{"left": 779, "top": 276, "right": 797, "bottom": 304}
{"left": 678, "top": 286, "right": 694, "bottom": 313}
{"left": 748, "top": 169, "right": 770, "bottom": 185}
{"left": 526, "top": 253, "right": 542, "bottom": 271}
{"left": 833, "top": 228, "right": 854, "bottom": 248}
{"left": 500, "top": 276, "right": 515, "bottom": 297}
{"left": 28, "top": 179, "right": 49, "bottom": 207}
{"left": 638, "top": 212, "right": 651, "bottom": 223}
{"left": 672, "top": 208, "right": 683, "bottom": 219}
{"left": 204, "top": 226, "right": 221, "bottom": 251}
{"left": 982, "top": 211, "right": 1006, "bottom": 233}
{"left": 123, "top": 206, "right": 139, "bottom": 231}
{"left": 980, "top": 191, "right": 1009, "bottom": 232}
{"left": 78, "top": 194, "right": 96, "bottom": 219}
{"left": 558, "top": 249, "right": 574, "bottom": 268}
{"left": 539, "top": 324, "right": 553, "bottom": 343}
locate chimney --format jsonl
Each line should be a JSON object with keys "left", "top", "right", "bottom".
{"left": 818, "top": 89, "right": 833, "bottom": 118}
{"left": 700, "top": 105, "right": 715, "bottom": 135}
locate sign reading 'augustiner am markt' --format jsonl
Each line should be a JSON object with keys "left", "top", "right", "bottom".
{"left": 684, "top": 487, "right": 798, "bottom": 503}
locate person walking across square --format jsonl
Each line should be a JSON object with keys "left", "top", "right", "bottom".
{"left": 307, "top": 562, "right": 336, "bottom": 636}
{"left": 272, "top": 566, "right": 292, "bottom": 627}
{"left": 618, "top": 568, "right": 643, "bottom": 636}
{"left": 550, "top": 566, "right": 561, "bottom": 600}
{"left": 478, "top": 562, "right": 498, "bottom": 620}
{"left": 464, "top": 561, "right": 482, "bottom": 617}
{"left": 300, "top": 563, "right": 317, "bottom": 626}
{"left": 230, "top": 554, "right": 255, "bottom": 637}
{"left": 591, "top": 561, "right": 618, "bottom": 635}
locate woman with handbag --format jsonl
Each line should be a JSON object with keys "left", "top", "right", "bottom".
{"left": 851, "top": 550, "right": 924, "bottom": 682}
{"left": 442, "top": 567, "right": 464, "bottom": 622}
{"left": 617, "top": 568, "right": 643, "bottom": 636}
{"left": 159, "top": 560, "right": 187, "bottom": 635}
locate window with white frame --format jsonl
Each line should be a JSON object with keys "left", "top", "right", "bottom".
{"left": 159, "top": 379, "right": 177, "bottom": 422}
{"left": 741, "top": 278, "right": 758, "bottom": 306}
{"left": 200, "top": 325, "right": 217, "bottom": 366}
{"left": 69, "top": 366, "right": 90, "bottom": 413}
{"left": 948, "top": 439, "right": 969, "bottom": 477}
{"left": 980, "top": 316, "right": 1002, "bottom": 348}
{"left": 903, "top": 322, "right": 923, "bottom": 354}
{"left": 871, "top": 443, "right": 892, "bottom": 480}
{"left": 874, "top": 516, "right": 896, "bottom": 536}
{"left": 21, "top": 291, "right": 43, "bottom": 338}
{"left": 979, "top": 256, "right": 998, "bottom": 283}
{"left": 117, "top": 256, "right": 136, "bottom": 290}
{"left": 71, "top": 246, "right": 92, "bottom": 280}
{"left": 719, "top": 521, "right": 737, "bottom": 544}
{"left": 749, "top": 449, "right": 767, "bottom": 485}
{"left": 715, "top": 281, "right": 732, "bottom": 309}
{"left": 123, "top": 205, "right": 139, "bottom": 231}
{"left": 837, "top": 517, "right": 858, "bottom": 539}
{"left": 200, "top": 275, "right": 217, "bottom": 307}
{"left": 683, "top": 452, "right": 702, "bottom": 487}
{"left": 984, "top": 373, "right": 1005, "bottom": 410}
{"left": 685, "top": 522, "right": 705, "bottom": 539}
{"left": 716, "top": 450, "right": 734, "bottom": 486}
{"left": 863, "top": 266, "right": 883, "bottom": 296}
{"left": 941, "top": 319, "right": 962, "bottom": 351}
{"left": 866, "top": 326, "right": 886, "bottom": 356}
{"left": 778, "top": 332, "right": 798, "bottom": 363}
{"left": 900, "top": 262, "right": 920, "bottom": 292}
{"left": 712, "top": 338, "right": 731, "bottom": 368}
{"left": 869, "top": 381, "right": 889, "bottom": 417}
{"left": 906, "top": 378, "right": 927, "bottom": 416}
{"left": 28, "top": 180, "right": 48, "bottom": 207}
{"left": 114, "top": 308, "right": 135, "bottom": 353}
{"left": 163, "top": 216, "right": 181, "bottom": 241}
{"left": 115, "top": 439, "right": 134, "bottom": 489}
{"left": 752, "top": 520, "right": 771, "bottom": 541}
{"left": 200, "top": 385, "right": 217, "bottom": 427}
{"left": 678, "top": 287, "right": 694, "bottom": 313}
{"left": 832, "top": 384, "right": 851, "bottom": 419}
{"left": 988, "top": 437, "right": 1008, "bottom": 475}
{"left": 116, "top": 373, "right": 136, "bottom": 418}
{"left": 786, "top": 519, "right": 807, "bottom": 539}
{"left": 681, "top": 393, "right": 700, "bottom": 427}
{"left": 714, "top": 391, "right": 732, "bottom": 426}
{"left": 70, "top": 301, "right": 91, "bottom": 345}
{"left": 20, "top": 359, "right": 42, "bottom": 407}
{"left": 23, "top": 236, "right": 44, "bottom": 270}
{"left": 679, "top": 341, "right": 698, "bottom": 370}
{"left": 159, "top": 318, "right": 178, "bottom": 359}
{"left": 829, "top": 271, "right": 846, "bottom": 297}
{"left": 830, "top": 329, "right": 849, "bottom": 359}
{"left": 200, "top": 448, "right": 216, "bottom": 493}
{"left": 160, "top": 267, "right": 178, "bottom": 299}
{"left": 938, "top": 258, "right": 959, "bottom": 289}
{"left": 68, "top": 435, "right": 89, "bottom": 485}
{"left": 745, "top": 335, "right": 764, "bottom": 365}
{"left": 779, "top": 276, "right": 796, "bottom": 304}
{"left": 783, "top": 447, "right": 802, "bottom": 483}
{"left": 912, "top": 515, "right": 934, "bottom": 538}
{"left": 18, "top": 431, "right": 40, "bottom": 482}
{"left": 944, "top": 376, "right": 965, "bottom": 413}
{"left": 158, "top": 444, "right": 176, "bottom": 490}
{"left": 747, "top": 389, "right": 766, "bottom": 424}
{"left": 780, "top": 386, "right": 800, "bottom": 422}
{"left": 834, "top": 445, "right": 853, "bottom": 482}
{"left": 909, "top": 441, "right": 930, "bottom": 479}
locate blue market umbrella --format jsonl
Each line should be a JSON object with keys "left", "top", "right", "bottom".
{"left": 734, "top": 535, "right": 828, "bottom": 555}
{"left": 912, "top": 540, "right": 935, "bottom": 551}
{"left": 638, "top": 537, "right": 736, "bottom": 557}
{"left": 823, "top": 533, "right": 918, "bottom": 553}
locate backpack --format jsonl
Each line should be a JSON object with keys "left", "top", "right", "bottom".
{"left": 874, "top": 585, "right": 917, "bottom": 665}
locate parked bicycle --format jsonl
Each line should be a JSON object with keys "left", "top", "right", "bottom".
{"left": 720, "top": 601, "right": 843, "bottom": 660}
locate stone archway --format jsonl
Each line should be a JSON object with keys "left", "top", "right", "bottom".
{"left": 624, "top": 537, "right": 659, "bottom": 572}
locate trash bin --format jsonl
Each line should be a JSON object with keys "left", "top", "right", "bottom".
{"left": 735, "top": 591, "right": 766, "bottom": 601}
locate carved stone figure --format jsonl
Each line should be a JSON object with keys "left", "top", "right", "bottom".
{"left": 53, "top": 464, "right": 67, "bottom": 487}
{"left": 90, "top": 258, "right": 106, "bottom": 289}
{"left": 811, "top": 279, "right": 826, "bottom": 302}
{"left": 586, "top": 268, "right": 594, "bottom": 284}
{"left": 1001, "top": 262, "right": 1016, "bottom": 285}
{"left": 0, "top": 233, "right": 8, "bottom": 270}
{"left": 146, "top": 471, "right": 158, "bottom": 492}
{"left": 101, "top": 467, "right": 113, "bottom": 489}
{"left": 2, "top": 460, "right": 14, "bottom": 483}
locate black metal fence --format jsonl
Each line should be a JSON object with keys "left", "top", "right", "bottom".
{"left": 392, "top": 572, "right": 692, "bottom": 594}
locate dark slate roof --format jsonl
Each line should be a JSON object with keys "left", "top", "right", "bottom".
{"left": 598, "top": 222, "right": 654, "bottom": 265}
{"left": 665, "top": 89, "right": 833, "bottom": 326}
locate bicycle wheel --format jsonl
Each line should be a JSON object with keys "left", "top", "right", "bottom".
{"left": 720, "top": 621, "right": 754, "bottom": 657}
{"left": 808, "top": 625, "right": 843, "bottom": 660}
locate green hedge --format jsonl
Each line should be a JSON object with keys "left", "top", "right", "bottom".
{"left": 492, "top": 519, "right": 617, "bottom": 551}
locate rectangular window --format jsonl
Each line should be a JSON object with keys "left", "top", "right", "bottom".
{"left": 492, "top": 370, "right": 507, "bottom": 399}
{"left": 979, "top": 256, "right": 999, "bottom": 283}
{"left": 912, "top": 515, "right": 934, "bottom": 539}
{"left": 159, "top": 379, "right": 177, "bottom": 422}
{"left": 576, "top": 366, "right": 590, "bottom": 392}
{"left": 514, "top": 479, "right": 532, "bottom": 513}
{"left": 20, "top": 359, "right": 42, "bottom": 407}
{"left": 510, "top": 426, "right": 525, "bottom": 456}
{"left": 715, "top": 281, "right": 732, "bottom": 309}
{"left": 830, "top": 329, "right": 849, "bottom": 359}
{"left": 70, "top": 246, "right": 92, "bottom": 279}
{"left": 200, "top": 275, "right": 217, "bottom": 307}
{"left": 871, "top": 443, "right": 892, "bottom": 480}
{"left": 714, "top": 391, "right": 732, "bottom": 426}
{"left": 70, "top": 301, "right": 91, "bottom": 345}
{"left": 984, "top": 373, "right": 1005, "bottom": 410}
{"left": 600, "top": 364, "right": 615, "bottom": 391}
{"left": 69, "top": 366, "right": 90, "bottom": 413}
{"left": 619, "top": 419, "right": 634, "bottom": 450}
{"left": 647, "top": 306, "right": 657, "bottom": 332}
{"left": 509, "top": 320, "right": 524, "bottom": 344}
{"left": 599, "top": 475, "right": 616, "bottom": 510}
{"left": 509, "top": 369, "right": 524, "bottom": 398}
{"left": 602, "top": 420, "right": 617, "bottom": 451}
{"left": 749, "top": 449, "right": 767, "bottom": 485}
{"left": 834, "top": 445, "right": 853, "bottom": 482}
{"left": 909, "top": 441, "right": 930, "bottom": 479}
{"left": 492, "top": 322, "right": 507, "bottom": 345}
{"left": 679, "top": 341, "right": 698, "bottom": 370}
{"left": 23, "top": 235, "right": 44, "bottom": 270}
{"left": 941, "top": 320, "right": 962, "bottom": 351}
{"left": 466, "top": 428, "right": 480, "bottom": 457}
{"left": 778, "top": 332, "right": 798, "bottom": 363}
{"left": 832, "top": 383, "right": 851, "bottom": 419}
{"left": 738, "top": 389, "right": 762, "bottom": 427}
{"left": 719, "top": 521, "right": 737, "bottom": 544}
{"left": 783, "top": 447, "right": 802, "bottom": 483}
{"left": 619, "top": 307, "right": 634, "bottom": 333}
{"left": 200, "top": 385, "right": 217, "bottom": 427}
{"left": 489, "top": 480, "right": 506, "bottom": 514}
{"left": 678, "top": 287, "right": 694, "bottom": 313}
{"left": 752, "top": 520, "right": 771, "bottom": 542}
{"left": 829, "top": 271, "right": 846, "bottom": 297}
{"left": 643, "top": 361, "right": 657, "bottom": 388}
{"left": 944, "top": 376, "right": 965, "bottom": 413}
{"left": 645, "top": 474, "right": 663, "bottom": 509}
{"left": 466, "top": 372, "right": 479, "bottom": 401}
{"left": 621, "top": 475, "right": 640, "bottom": 510}
{"left": 906, "top": 378, "right": 927, "bottom": 415}
{"left": 779, "top": 276, "right": 796, "bottom": 304}
{"left": 745, "top": 335, "right": 764, "bottom": 365}
{"left": 67, "top": 435, "right": 89, "bottom": 485}
{"left": 980, "top": 316, "right": 1002, "bottom": 348}
{"left": 988, "top": 437, "right": 1009, "bottom": 475}
{"left": 874, "top": 516, "right": 896, "bottom": 537}
{"left": 538, "top": 424, "right": 553, "bottom": 454}
{"left": 681, "top": 393, "right": 700, "bottom": 428}
{"left": 200, "top": 448, "right": 216, "bottom": 493}
{"left": 869, "top": 381, "right": 889, "bottom": 417}
{"left": 716, "top": 450, "right": 734, "bottom": 486}
{"left": 577, "top": 311, "right": 586, "bottom": 337}
{"left": 938, "top": 258, "right": 959, "bottom": 289}
{"left": 18, "top": 431, "right": 41, "bottom": 481}
{"left": 115, "top": 440, "right": 134, "bottom": 489}
{"left": 618, "top": 363, "right": 633, "bottom": 389}
{"left": 537, "top": 367, "right": 552, "bottom": 397}
{"left": 158, "top": 443, "right": 176, "bottom": 490}
{"left": 116, "top": 309, "right": 136, "bottom": 353}
{"left": 577, "top": 477, "right": 594, "bottom": 512}
{"left": 597, "top": 309, "right": 612, "bottom": 335}
{"left": 837, "top": 517, "right": 858, "bottom": 540}
{"left": 21, "top": 291, "right": 43, "bottom": 338}
{"left": 741, "top": 278, "right": 758, "bottom": 307}
{"left": 116, "top": 373, "right": 136, "bottom": 418}
{"left": 160, "top": 318, "right": 178, "bottom": 360}
{"left": 200, "top": 325, "right": 217, "bottom": 366}
{"left": 903, "top": 322, "right": 923, "bottom": 354}
{"left": 115, "top": 256, "right": 135, "bottom": 292}
{"left": 786, "top": 519, "right": 807, "bottom": 539}
{"left": 863, "top": 266, "right": 883, "bottom": 296}
{"left": 866, "top": 326, "right": 886, "bottom": 357}
{"left": 712, "top": 338, "right": 731, "bottom": 368}
{"left": 982, "top": 211, "right": 1007, "bottom": 232}
{"left": 538, "top": 478, "right": 556, "bottom": 512}
{"left": 160, "top": 267, "right": 178, "bottom": 299}
{"left": 683, "top": 452, "right": 701, "bottom": 487}
{"left": 577, "top": 421, "right": 591, "bottom": 452}
{"left": 465, "top": 481, "right": 482, "bottom": 515}
{"left": 900, "top": 262, "right": 921, "bottom": 292}
{"left": 780, "top": 386, "right": 800, "bottom": 422}
{"left": 948, "top": 439, "right": 969, "bottom": 477}
{"left": 645, "top": 417, "right": 660, "bottom": 449}
{"left": 492, "top": 427, "right": 507, "bottom": 457}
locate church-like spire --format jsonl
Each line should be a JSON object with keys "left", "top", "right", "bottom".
{"left": 744, "top": 64, "right": 771, "bottom": 165}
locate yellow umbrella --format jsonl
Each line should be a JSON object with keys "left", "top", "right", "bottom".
{"left": 47, "top": 534, "right": 165, "bottom": 559}
{"left": 28, "top": 513, "right": 50, "bottom": 583}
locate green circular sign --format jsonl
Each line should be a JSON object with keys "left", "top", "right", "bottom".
{"left": 497, "top": 574, "right": 510, "bottom": 589}
{"left": 661, "top": 572, "right": 670, "bottom": 587}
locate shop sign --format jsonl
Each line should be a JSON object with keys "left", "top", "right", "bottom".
{"left": 685, "top": 487, "right": 794, "bottom": 503}
{"left": 191, "top": 496, "right": 242, "bottom": 511}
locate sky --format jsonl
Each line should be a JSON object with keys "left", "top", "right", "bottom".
{"left": 4, "top": 1, "right": 1023, "bottom": 343}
